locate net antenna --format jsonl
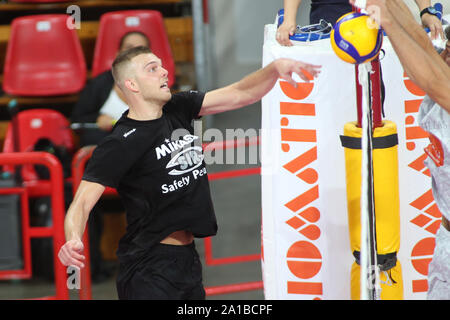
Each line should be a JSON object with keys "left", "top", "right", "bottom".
{"left": 358, "top": 61, "right": 381, "bottom": 300}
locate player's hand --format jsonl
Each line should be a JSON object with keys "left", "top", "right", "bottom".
{"left": 96, "top": 114, "right": 115, "bottom": 131}
{"left": 58, "top": 239, "right": 85, "bottom": 269}
{"left": 350, "top": 0, "right": 385, "bottom": 8}
{"left": 421, "top": 14, "right": 444, "bottom": 40}
{"left": 350, "top": 0, "right": 390, "bottom": 27}
{"left": 276, "top": 21, "right": 296, "bottom": 46}
{"left": 275, "top": 59, "right": 321, "bottom": 87}
{"left": 349, "top": 0, "right": 386, "bottom": 13}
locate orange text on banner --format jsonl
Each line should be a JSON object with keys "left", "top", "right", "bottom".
{"left": 280, "top": 78, "right": 323, "bottom": 299}
{"left": 403, "top": 73, "right": 440, "bottom": 294}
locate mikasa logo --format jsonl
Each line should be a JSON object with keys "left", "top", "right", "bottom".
{"left": 166, "top": 146, "right": 204, "bottom": 175}
{"left": 155, "top": 134, "right": 199, "bottom": 160}
{"left": 159, "top": 134, "right": 206, "bottom": 194}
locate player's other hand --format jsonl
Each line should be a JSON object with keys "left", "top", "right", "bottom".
{"left": 421, "top": 14, "right": 444, "bottom": 40}
{"left": 58, "top": 239, "right": 85, "bottom": 269}
{"left": 350, "top": 0, "right": 391, "bottom": 27}
{"left": 275, "top": 58, "right": 321, "bottom": 87}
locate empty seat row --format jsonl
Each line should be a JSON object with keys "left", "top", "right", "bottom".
{"left": 3, "top": 10, "right": 176, "bottom": 97}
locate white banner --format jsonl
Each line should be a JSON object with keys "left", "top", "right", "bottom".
{"left": 261, "top": 23, "right": 439, "bottom": 300}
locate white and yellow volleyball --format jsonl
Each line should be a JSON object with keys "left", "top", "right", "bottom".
{"left": 331, "top": 12, "right": 383, "bottom": 64}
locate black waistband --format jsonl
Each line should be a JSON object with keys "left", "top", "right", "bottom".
{"left": 353, "top": 251, "right": 397, "bottom": 271}
{"left": 117, "top": 241, "right": 195, "bottom": 265}
{"left": 340, "top": 134, "right": 398, "bottom": 150}
{"left": 152, "top": 241, "right": 196, "bottom": 253}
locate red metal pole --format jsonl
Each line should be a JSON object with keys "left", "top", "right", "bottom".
{"left": 208, "top": 167, "right": 261, "bottom": 181}
{"left": 204, "top": 236, "right": 214, "bottom": 265}
{"left": 352, "top": 5, "right": 383, "bottom": 129}
{"left": 205, "top": 281, "right": 263, "bottom": 296}
{"left": 203, "top": 237, "right": 261, "bottom": 266}
{"left": 72, "top": 146, "right": 95, "bottom": 300}
{"left": 0, "top": 152, "right": 68, "bottom": 300}
{"left": 370, "top": 57, "right": 383, "bottom": 128}
{"left": 202, "top": 0, "right": 209, "bottom": 23}
{"left": 355, "top": 58, "right": 383, "bottom": 129}
{"left": 47, "top": 153, "right": 69, "bottom": 300}
{"left": 202, "top": 136, "right": 259, "bottom": 152}
{"left": 355, "top": 66, "right": 363, "bottom": 127}
{"left": 18, "top": 188, "right": 32, "bottom": 278}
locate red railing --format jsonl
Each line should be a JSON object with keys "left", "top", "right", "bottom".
{"left": 202, "top": 137, "right": 263, "bottom": 295}
{"left": 71, "top": 146, "right": 93, "bottom": 300}
{"left": 355, "top": 58, "right": 383, "bottom": 128}
{"left": 74, "top": 136, "right": 264, "bottom": 299}
{"left": 0, "top": 152, "right": 68, "bottom": 300}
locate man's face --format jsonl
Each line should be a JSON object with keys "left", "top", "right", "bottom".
{"left": 131, "top": 53, "right": 172, "bottom": 104}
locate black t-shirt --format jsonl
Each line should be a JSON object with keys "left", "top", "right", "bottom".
{"left": 83, "top": 91, "right": 217, "bottom": 265}
{"left": 310, "top": 0, "right": 352, "bottom": 25}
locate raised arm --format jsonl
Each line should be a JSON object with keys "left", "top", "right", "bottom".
{"left": 388, "top": 0, "right": 438, "bottom": 57}
{"left": 355, "top": 0, "right": 450, "bottom": 111}
{"left": 414, "top": 0, "right": 444, "bottom": 39}
{"left": 58, "top": 180, "right": 105, "bottom": 268}
{"left": 277, "top": 0, "right": 303, "bottom": 46}
{"left": 199, "top": 58, "right": 321, "bottom": 116}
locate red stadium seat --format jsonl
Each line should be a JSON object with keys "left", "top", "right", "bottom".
{"left": 3, "top": 14, "right": 86, "bottom": 96}
{"left": 92, "top": 10, "right": 175, "bottom": 87}
{"left": 3, "top": 109, "right": 74, "bottom": 182}
{"left": 0, "top": 109, "right": 74, "bottom": 299}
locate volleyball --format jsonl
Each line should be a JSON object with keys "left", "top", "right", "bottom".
{"left": 330, "top": 12, "right": 383, "bottom": 64}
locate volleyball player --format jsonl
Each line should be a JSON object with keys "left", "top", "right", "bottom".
{"left": 352, "top": 0, "right": 450, "bottom": 299}
{"left": 58, "top": 46, "right": 321, "bottom": 299}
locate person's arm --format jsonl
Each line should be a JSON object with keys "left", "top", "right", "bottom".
{"left": 414, "top": 0, "right": 444, "bottom": 39}
{"left": 58, "top": 180, "right": 105, "bottom": 268}
{"left": 199, "top": 58, "right": 321, "bottom": 116}
{"left": 276, "top": 0, "right": 302, "bottom": 46}
{"left": 96, "top": 114, "right": 116, "bottom": 131}
{"left": 358, "top": 0, "right": 450, "bottom": 110}
{"left": 388, "top": 0, "right": 437, "bottom": 57}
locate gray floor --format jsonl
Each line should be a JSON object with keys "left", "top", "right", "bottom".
{"left": 0, "top": 102, "right": 264, "bottom": 300}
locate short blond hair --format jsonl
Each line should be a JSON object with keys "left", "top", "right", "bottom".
{"left": 111, "top": 46, "right": 152, "bottom": 86}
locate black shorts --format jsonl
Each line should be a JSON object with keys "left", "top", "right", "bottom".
{"left": 116, "top": 242, "right": 205, "bottom": 300}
